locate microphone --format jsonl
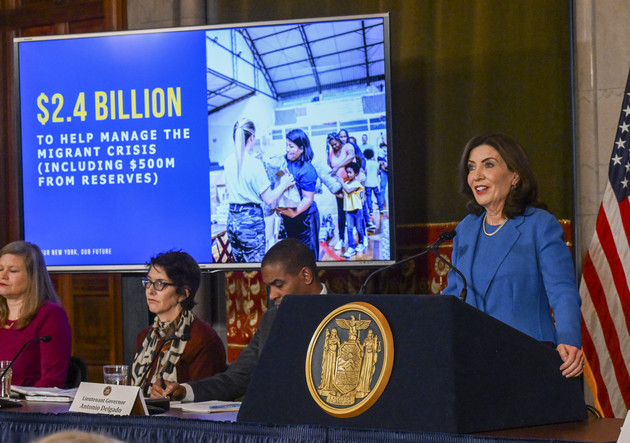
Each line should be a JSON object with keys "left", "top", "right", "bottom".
{"left": 136, "top": 333, "right": 190, "bottom": 396}
{"left": 0, "top": 336, "right": 52, "bottom": 381}
{"left": 358, "top": 230, "right": 456, "bottom": 295}
{"left": 434, "top": 251, "right": 468, "bottom": 302}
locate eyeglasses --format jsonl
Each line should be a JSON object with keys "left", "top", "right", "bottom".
{"left": 141, "top": 278, "right": 176, "bottom": 291}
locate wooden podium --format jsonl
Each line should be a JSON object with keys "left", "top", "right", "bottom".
{"left": 237, "top": 294, "right": 586, "bottom": 433}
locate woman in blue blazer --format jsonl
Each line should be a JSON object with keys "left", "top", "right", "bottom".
{"left": 442, "top": 133, "right": 584, "bottom": 378}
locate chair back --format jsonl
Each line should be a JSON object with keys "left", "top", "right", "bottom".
{"left": 66, "top": 355, "right": 88, "bottom": 388}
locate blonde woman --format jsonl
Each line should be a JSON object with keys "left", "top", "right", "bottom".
{"left": 224, "top": 118, "right": 294, "bottom": 262}
{"left": 0, "top": 241, "right": 71, "bottom": 387}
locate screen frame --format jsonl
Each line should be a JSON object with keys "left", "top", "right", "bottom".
{"left": 13, "top": 13, "right": 395, "bottom": 272}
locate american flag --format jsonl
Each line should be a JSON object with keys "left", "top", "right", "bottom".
{"left": 580, "top": 70, "right": 630, "bottom": 418}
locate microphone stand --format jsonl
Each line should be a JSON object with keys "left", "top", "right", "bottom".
{"left": 358, "top": 230, "right": 456, "bottom": 295}
{"left": 137, "top": 336, "right": 173, "bottom": 396}
{"left": 433, "top": 253, "right": 468, "bottom": 302}
{"left": 0, "top": 336, "right": 52, "bottom": 380}
{"left": 0, "top": 335, "right": 52, "bottom": 409}
{"left": 136, "top": 333, "right": 190, "bottom": 396}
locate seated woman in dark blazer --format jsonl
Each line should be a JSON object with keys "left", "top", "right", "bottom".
{"left": 0, "top": 241, "right": 71, "bottom": 387}
{"left": 131, "top": 251, "right": 226, "bottom": 395}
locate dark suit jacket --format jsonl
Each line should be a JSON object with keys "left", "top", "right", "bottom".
{"left": 188, "top": 284, "right": 328, "bottom": 401}
{"left": 442, "top": 207, "right": 581, "bottom": 347}
{"left": 188, "top": 308, "right": 277, "bottom": 402}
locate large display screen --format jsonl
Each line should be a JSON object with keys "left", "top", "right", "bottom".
{"left": 15, "top": 14, "right": 394, "bottom": 271}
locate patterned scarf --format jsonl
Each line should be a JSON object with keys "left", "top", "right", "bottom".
{"left": 131, "top": 309, "right": 194, "bottom": 395}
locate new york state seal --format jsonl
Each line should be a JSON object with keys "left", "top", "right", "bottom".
{"left": 305, "top": 302, "right": 393, "bottom": 417}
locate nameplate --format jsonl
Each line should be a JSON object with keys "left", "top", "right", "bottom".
{"left": 618, "top": 409, "right": 630, "bottom": 442}
{"left": 69, "top": 382, "right": 148, "bottom": 416}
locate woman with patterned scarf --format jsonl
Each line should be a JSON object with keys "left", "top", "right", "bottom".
{"left": 131, "top": 251, "right": 226, "bottom": 396}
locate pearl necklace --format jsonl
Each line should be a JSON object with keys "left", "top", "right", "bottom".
{"left": 483, "top": 213, "right": 508, "bottom": 237}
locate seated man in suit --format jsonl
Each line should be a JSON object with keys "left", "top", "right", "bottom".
{"left": 151, "top": 238, "right": 327, "bottom": 401}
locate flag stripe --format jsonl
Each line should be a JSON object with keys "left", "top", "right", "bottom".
{"left": 581, "top": 242, "right": 630, "bottom": 416}
{"left": 581, "top": 68, "right": 630, "bottom": 418}
{"left": 581, "top": 312, "right": 613, "bottom": 417}
{"left": 619, "top": 198, "right": 630, "bottom": 251}
{"left": 595, "top": 196, "right": 630, "bottom": 344}
{"left": 602, "top": 189, "right": 630, "bottom": 312}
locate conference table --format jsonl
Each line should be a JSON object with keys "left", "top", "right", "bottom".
{"left": 0, "top": 400, "right": 623, "bottom": 442}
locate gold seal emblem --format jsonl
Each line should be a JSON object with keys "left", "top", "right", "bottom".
{"left": 305, "top": 302, "right": 393, "bottom": 417}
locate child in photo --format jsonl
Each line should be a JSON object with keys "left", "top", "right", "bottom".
{"left": 337, "top": 162, "right": 365, "bottom": 258}
{"left": 363, "top": 148, "right": 385, "bottom": 221}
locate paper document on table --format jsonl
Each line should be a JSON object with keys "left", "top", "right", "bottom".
{"left": 24, "top": 395, "right": 74, "bottom": 402}
{"left": 11, "top": 386, "right": 77, "bottom": 399}
{"left": 180, "top": 400, "right": 241, "bottom": 413}
{"left": 164, "top": 401, "right": 183, "bottom": 408}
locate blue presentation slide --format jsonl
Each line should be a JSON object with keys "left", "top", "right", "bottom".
{"left": 18, "top": 30, "right": 212, "bottom": 267}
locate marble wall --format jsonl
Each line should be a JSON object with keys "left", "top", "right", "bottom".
{"left": 574, "top": 0, "right": 630, "bottom": 267}
{"left": 127, "top": 0, "right": 208, "bottom": 29}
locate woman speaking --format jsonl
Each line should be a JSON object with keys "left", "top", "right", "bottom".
{"left": 442, "top": 133, "right": 584, "bottom": 378}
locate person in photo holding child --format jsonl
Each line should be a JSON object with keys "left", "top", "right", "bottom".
{"left": 326, "top": 132, "right": 355, "bottom": 251}
{"left": 337, "top": 162, "right": 366, "bottom": 258}
{"left": 276, "top": 129, "right": 320, "bottom": 260}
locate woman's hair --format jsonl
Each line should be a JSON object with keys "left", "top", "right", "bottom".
{"left": 232, "top": 118, "right": 255, "bottom": 176}
{"left": 148, "top": 250, "right": 200, "bottom": 311}
{"left": 348, "top": 141, "right": 363, "bottom": 168}
{"left": 286, "top": 128, "right": 313, "bottom": 162}
{"left": 458, "top": 132, "right": 541, "bottom": 218}
{"left": 0, "top": 241, "right": 60, "bottom": 329}
{"left": 326, "top": 132, "right": 342, "bottom": 166}
{"left": 326, "top": 132, "right": 342, "bottom": 147}
{"left": 339, "top": 128, "right": 349, "bottom": 142}
{"left": 34, "top": 430, "right": 124, "bottom": 443}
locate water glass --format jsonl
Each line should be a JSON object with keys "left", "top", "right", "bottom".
{"left": 103, "top": 365, "right": 128, "bottom": 385}
{"left": 0, "top": 360, "right": 12, "bottom": 399}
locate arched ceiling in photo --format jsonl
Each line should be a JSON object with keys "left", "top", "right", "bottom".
{"left": 206, "top": 17, "right": 385, "bottom": 115}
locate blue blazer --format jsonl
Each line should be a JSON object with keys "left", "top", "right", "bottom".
{"left": 442, "top": 207, "right": 581, "bottom": 347}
